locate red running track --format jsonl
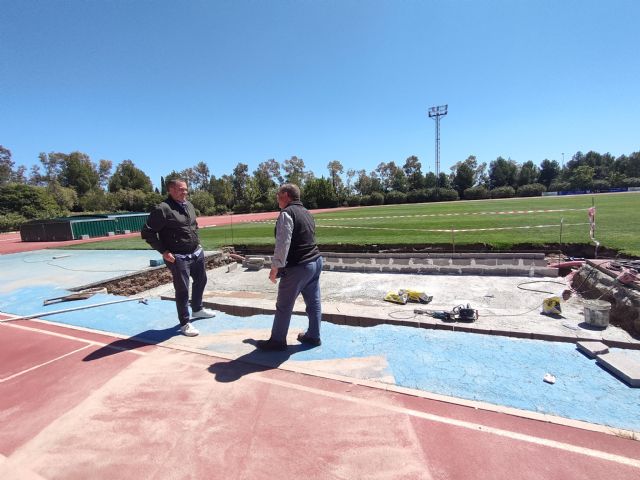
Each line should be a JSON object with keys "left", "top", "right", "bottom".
{"left": 1, "top": 316, "right": 639, "bottom": 479}
{"left": 0, "top": 207, "right": 355, "bottom": 255}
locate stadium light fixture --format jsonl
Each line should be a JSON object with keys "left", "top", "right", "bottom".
{"left": 428, "top": 104, "right": 448, "bottom": 191}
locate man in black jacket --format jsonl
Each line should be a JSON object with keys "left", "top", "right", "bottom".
{"left": 256, "top": 183, "right": 323, "bottom": 351}
{"left": 141, "top": 178, "right": 215, "bottom": 337}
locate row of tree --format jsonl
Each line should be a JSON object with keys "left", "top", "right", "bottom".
{"left": 1, "top": 144, "right": 639, "bottom": 232}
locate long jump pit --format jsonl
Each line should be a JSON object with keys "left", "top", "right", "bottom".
{"left": 1, "top": 249, "right": 639, "bottom": 479}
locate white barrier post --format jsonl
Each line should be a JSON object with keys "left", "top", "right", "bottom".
{"left": 451, "top": 226, "right": 455, "bottom": 253}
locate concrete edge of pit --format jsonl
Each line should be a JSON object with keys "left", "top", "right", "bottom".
{"left": 158, "top": 295, "right": 640, "bottom": 350}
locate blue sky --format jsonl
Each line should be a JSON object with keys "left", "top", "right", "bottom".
{"left": 1, "top": 0, "right": 639, "bottom": 188}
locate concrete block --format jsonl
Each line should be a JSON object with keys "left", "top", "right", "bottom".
{"left": 341, "top": 257, "right": 358, "bottom": 264}
{"left": 461, "top": 267, "right": 485, "bottom": 275}
{"left": 236, "top": 306, "right": 252, "bottom": 316}
{"left": 490, "top": 328, "right": 519, "bottom": 338}
{"left": 359, "top": 317, "right": 382, "bottom": 327}
{"left": 124, "top": 229, "right": 131, "bottom": 234}
{"left": 439, "top": 267, "right": 462, "bottom": 275}
{"left": 451, "top": 258, "right": 472, "bottom": 266}
{"left": 411, "top": 258, "right": 432, "bottom": 265}
{"left": 497, "top": 258, "right": 519, "bottom": 266}
{"left": 107, "top": 231, "right": 115, "bottom": 237}
{"left": 489, "top": 267, "right": 511, "bottom": 276}
{"left": 448, "top": 325, "right": 472, "bottom": 334}
{"left": 391, "top": 258, "right": 410, "bottom": 265}
{"left": 399, "top": 266, "right": 415, "bottom": 272}
{"left": 535, "top": 268, "right": 559, "bottom": 277}
{"left": 506, "top": 267, "right": 533, "bottom": 276}
{"left": 451, "top": 253, "right": 475, "bottom": 259}
{"left": 81, "top": 234, "right": 90, "bottom": 240}
{"left": 576, "top": 341, "right": 609, "bottom": 358}
{"left": 422, "top": 266, "right": 442, "bottom": 274}
{"left": 227, "top": 262, "right": 238, "bottom": 272}
{"left": 326, "top": 314, "right": 347, "bottom": 325}
{"left": 433, "top": 323, "right": 454, "bottom": 331}
{"left": 342, "top": 316, "right": 360, "bottom": 327}
{"left": 474, "top": 258, "right": 497, "bottom": 266}
{"left": 244, "top": 257, "right": 265, "bottom": 271}
{"left": 432, "top": 259, "right": 451, "bottom": 266}
{"left": 417, "top": 321, "right": 436, "bottom": 330}
{"left": 532, "top": 333, "right": 571, "bottom": 342}
{"left": 596, "top": 351, "right": 640, "bottom": 387}
{"left": 369, "top": 258, "right": 387, "bottom": 265}
{"left": 385, "top": 318, "right": 409, "bottom": 327}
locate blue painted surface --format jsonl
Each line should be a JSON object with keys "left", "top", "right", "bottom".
{"left": 0, "top": 249, "right": 163, "bottom": 291}
{"left": 1, "top": 250, "right": 639, "bottom": 432}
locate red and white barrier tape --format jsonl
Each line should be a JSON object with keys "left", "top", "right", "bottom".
{"left": 249, "top": 207, "right": 589, "bottom": 224}
{"left": 315, "top": 207, "right": 588, "bottom": 222}
{"left": 316, "top": 222, "right": 591, "bottom": 234}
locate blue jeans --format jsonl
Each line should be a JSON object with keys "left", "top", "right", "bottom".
{"left": 271, "top": 256, "right": 323, "bottom": 343}
{"left": 164, "top": 250, "right": 207, "bottom": 326}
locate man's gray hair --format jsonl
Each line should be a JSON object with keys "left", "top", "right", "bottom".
{"left": 167, "top": 178, "right": 188, "bottom": 189}
{"left": 278, "top": 183, "right": 301, "bottom": 201}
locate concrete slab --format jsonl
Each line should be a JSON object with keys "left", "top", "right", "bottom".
{"left": 577, "top": 341, "right": 610, "bottom": 358}
{"left": 597, "top": 351, "right": 640, "bottom": 387}
{"left": 166, "top": 265, "right": 638, "bottom": 347}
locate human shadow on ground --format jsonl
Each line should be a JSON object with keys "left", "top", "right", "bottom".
{"left": 208, "top": 339, "right": 317, "bottom": 382}
{"left": 82, "top": 325, "right": 181, "bottom": 361}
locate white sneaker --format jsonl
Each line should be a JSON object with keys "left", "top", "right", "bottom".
{"left": 180, "top": 323, "right": 199, "bottom": 337}
{"left": 192, "top": 308, "right": 216, "bottom": 319}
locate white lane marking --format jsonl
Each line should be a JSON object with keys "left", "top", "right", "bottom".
{"left": 253, "top": 376, "right": 640, "bottom": 468}
{"left": 0, "top": 344, "right": 92, "bottom": 383}
{"left": 0, "top": 321, "right": 148, "bottom": 355}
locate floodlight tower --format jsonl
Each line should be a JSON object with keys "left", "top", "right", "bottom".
{"left": 428, "top": 104, "right": 448, "bottom": 190}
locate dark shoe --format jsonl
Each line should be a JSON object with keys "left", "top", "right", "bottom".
{"left": 297, "top": 332, "right": 321, "bottom": 346}
{"left": 255, "top": 338, "right": 287, "bottom": 352}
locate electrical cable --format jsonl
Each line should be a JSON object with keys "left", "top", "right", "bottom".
{"left": 516, "top": 280, "right": 567, "bottom": 295}
{"left": 478, "top": 303, "right": 544, "bottom": 318}
{"left": 571, "top": 268, "right": 597, "bottom": 294}
{"left": 387, "top": 310, "right": 418, "bottom": 320}
{"left": 21, "top": 254, "right": 139, "bottom": 273}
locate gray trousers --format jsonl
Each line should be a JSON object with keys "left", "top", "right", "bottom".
{"left": 271, "top": 256, "right": 323, "bottom": 343}
{"left": 164, "top": 250, "right": 207, "bottom": 326}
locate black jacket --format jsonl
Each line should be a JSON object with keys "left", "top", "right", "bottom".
{"left": 141, "top": 197, "right": 200, "bottom": 254}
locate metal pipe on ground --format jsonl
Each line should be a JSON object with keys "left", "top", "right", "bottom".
{"left": 0, "top": 297, "right": 148, "bottom": 323}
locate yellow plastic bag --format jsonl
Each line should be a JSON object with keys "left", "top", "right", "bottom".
{"left": 542, "top": 296, "right": 562, "bottom": 315}
{"left": 398, "top": 289, "right": 433, "bottom": 304}
{"left": 384, "top": 291, "right": 408, "bottom": 305}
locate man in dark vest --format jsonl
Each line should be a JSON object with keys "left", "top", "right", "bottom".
{"left": 141, "top": 178, "right": 216, "bottom": 337}
{"left": 256, "top": 183, "right": 323, "bottom": 351}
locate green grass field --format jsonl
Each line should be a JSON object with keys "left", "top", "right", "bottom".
{"left": 65, "top": 192, "right": 640, "bottom": 256}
